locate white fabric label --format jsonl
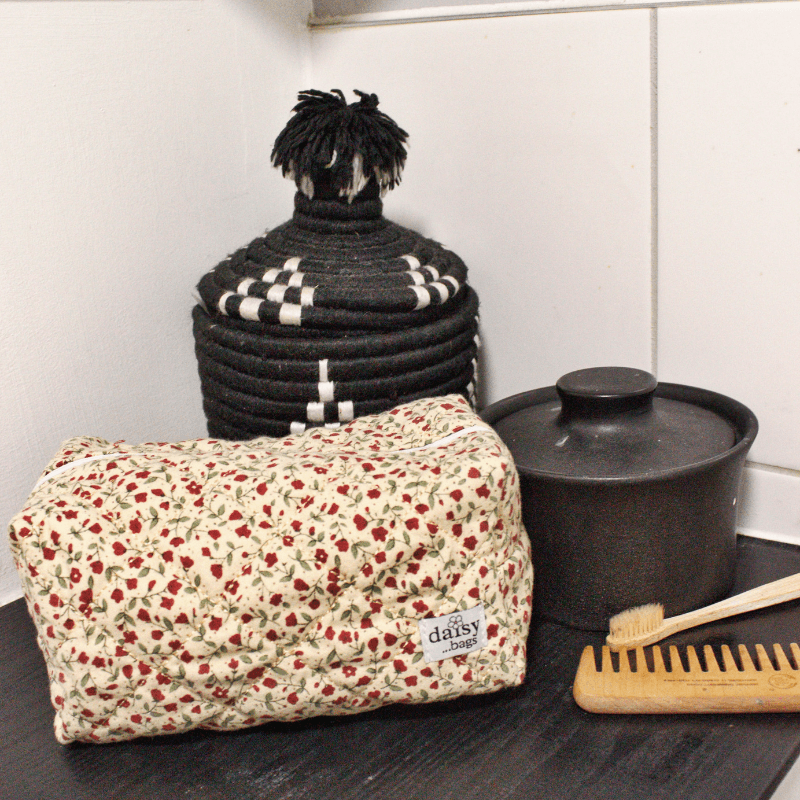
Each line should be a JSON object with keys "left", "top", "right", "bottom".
{"left": 418, "top": 604, "right": 488, "bottom": 663}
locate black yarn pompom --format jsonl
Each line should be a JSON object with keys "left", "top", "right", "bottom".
{"left": 271, "top": 89, "right": 409, "bottom": 203}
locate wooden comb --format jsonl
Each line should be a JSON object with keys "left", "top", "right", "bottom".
{"left": 573, "top": 643, "right": 800, "bottom": 713}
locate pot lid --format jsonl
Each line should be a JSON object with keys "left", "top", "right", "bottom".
{"left": 485, "top": 367, "right": 756, "bottom": 480}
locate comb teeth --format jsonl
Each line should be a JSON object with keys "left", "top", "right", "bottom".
{"left": 573, "top": 643, "right": 800, "bottom": 714}
{"left": 588, "top": 643, "right": 799, "bottom": 674}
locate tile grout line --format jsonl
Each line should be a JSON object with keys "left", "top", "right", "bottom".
{"left": 650, "top": 7, "right": 659, "bottom": 378}
{"left": 746, "top": 461, "right": 800, "bottom": 480}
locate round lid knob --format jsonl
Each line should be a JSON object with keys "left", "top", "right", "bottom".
{"left": 557, "top": 367, "right": 657, "bottom": 421}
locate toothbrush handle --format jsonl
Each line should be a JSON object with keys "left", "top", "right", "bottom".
{"left": 663, "top": 571, "right": 800, "bottom": 638}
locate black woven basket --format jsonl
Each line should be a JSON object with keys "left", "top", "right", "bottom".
{"left": 193, "top": 89, "right": 481, "bottom": 439}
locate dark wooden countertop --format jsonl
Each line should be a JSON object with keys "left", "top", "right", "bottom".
{"left": 2, "top": 534, "right": 800, "bottom": 800}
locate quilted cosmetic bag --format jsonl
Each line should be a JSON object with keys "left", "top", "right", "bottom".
{"left": 8, "top": 396, "right": 533, "bottom": 744}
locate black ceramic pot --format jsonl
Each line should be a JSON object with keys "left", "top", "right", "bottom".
{"left": 481, "top": 367, "right": 758, "bottom": 631}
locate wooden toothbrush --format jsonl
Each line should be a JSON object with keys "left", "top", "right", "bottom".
{"left": 606, "top": 571, "right": 800, "bottom": 651}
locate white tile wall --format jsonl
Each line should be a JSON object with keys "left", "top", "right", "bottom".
{"left": 310, "top": 10, "right": 653, "bottom": 405}
{"left": 658, "top": 1, "right": 800, "bottom": 544}
{"left": 657, "top": 3, "right": 800, "bottom": 467}
{"left": 740, "top": 464, "right": 800, "bottom": 544}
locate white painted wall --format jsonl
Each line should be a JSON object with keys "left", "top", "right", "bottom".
{"left": 0, "top": 0, "right": 312, "bottom": 604}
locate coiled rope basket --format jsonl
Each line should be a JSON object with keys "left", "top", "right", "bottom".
{"left": 193, "top": 89, "right": 480, "bottom": 439}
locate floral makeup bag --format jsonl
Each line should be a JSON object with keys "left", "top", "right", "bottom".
{"left": 8, "top": 395, "right": 533, "bottom": 744}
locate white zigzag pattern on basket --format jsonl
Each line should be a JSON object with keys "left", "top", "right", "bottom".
{"left": 410, "top": 285, "right": 430, "bottom": 310}
{"left": 278, "top": 303, "right": 302, "bottom": 326}
{"left": 238, "top": 296, "right": 263, "bottom": 322}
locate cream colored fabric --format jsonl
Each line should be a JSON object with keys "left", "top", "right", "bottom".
{"left": 8, "top": 395, "right": 532, "bottom": 744}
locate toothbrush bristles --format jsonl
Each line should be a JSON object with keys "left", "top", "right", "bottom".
{"left": 607, "top": 602, "right": 665, "bottom": 648}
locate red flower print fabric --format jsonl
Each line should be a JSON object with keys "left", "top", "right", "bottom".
{"left": 8, "top": 395, "right": 533, "bottom": 744}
